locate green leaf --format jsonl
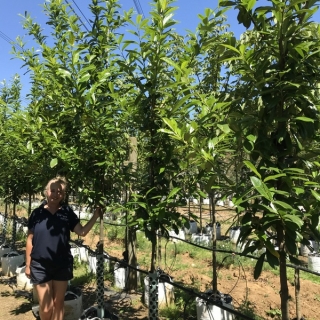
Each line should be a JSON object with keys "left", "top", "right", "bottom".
{"left": 220, "top": 44, "right": 241, "bottom": 55}
{"left": 250, "top": 176, "right": 273, "bottom": 201}
{"left": 161, "top": 57, "right": 182, "bottom": 73}
{"left": 72, "top": 51, "right": 80, "bottom": 65}
{"left": 266, "top": 249, "right": 279, "bottom": 268}
{"left": 254, "top": 253, "right": 265, "bottom": 279}
{"left": 168, "top": 187, "right": 181, "bottom": 199}
{"left": 243, "top": 160, "right": 261, "bottom": 179}
{"left": 283, "top": 214, "right": 303, "bottom": 228}
{"left": 219, "top": 1, "right": 236, "bottom": 6}
{"left": 311, "top": 190, "right": 320, "bottom": 201}
{"left": 57, "top": 68, "right": 71, "bottom": 79}
{"left": 136, "top": 202, "right": 147, "bottom": 209}
{"left": 288, "top": 255, "right": 303, "bottom": 266}
{"left": 163, "top": 13, "right": 173, "bottom": 27}
{"left": 50, "top": 158, "right": 58, "bottom": 168}
{"left": 217, "top": 123, "right": 231, "bottom": 133}
{"left": 68, "top": 32, "right": 75, "bottom": 46}
{"left": 285, "top": 232, "right": 297, "bottom": 255}
{"left": 295, "top": 116, "right": 314, "bottom": 123}
{"left": 265, "top": 241, "right": 280, "bottom": 259}
{"left": 246, "top": 134, "right": 256, "bottom": 142}
{"left": 26, "top": 141, "right": 33, "bottom": 150}
{"left": 246, "top": 0, "right": 256, "bottom": 10}
{"left": 272, "top": 201, "right": 293, "bottom": 210}
{"left": 264, "top": 173, "right": 286, "bottom": 182}
{"left": 162, "top": 118, "right": 181, "bottom": 138}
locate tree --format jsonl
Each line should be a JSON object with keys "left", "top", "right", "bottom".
{"left": 160, "top": 6, "right": 236, "bottom": 294}
{"left": 119, "top": 0, "right": 195, "bottom": 272}
{"left": 219, "top": 1, "right": 320, "bottom": 319}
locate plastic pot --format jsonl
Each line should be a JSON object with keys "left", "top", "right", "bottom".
{"left": 196, "top": 290, "right": 234, "bottom": 320}
{"left": 1, "top": 251, "right": 24, "bottom": 276}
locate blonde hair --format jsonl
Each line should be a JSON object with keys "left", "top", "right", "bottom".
{"left": 44, "top": 176, "right": 68, "bottom": 202}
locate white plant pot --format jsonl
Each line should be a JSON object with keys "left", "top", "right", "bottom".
{"left": 191, "top": 234, "right": 201, "bottom": 244}
{"left": 300, "top": 240, "right": 319, "bottom": 257}
{"left": 114, "top": 262, "right": 128, "bottom": 289}
{"left": 229, "top": 227, "right": 241, "bottom": 244}
{"left": 186, "top": 220, "right": 198, "bottom": 234}
{"left": 79, "top": 246, "right": 89, "bottom": 262}
{"left": 216, "top": 225, "right": 221, "bottom": 240}
{"left": 144, "top": 276, "right": 175, "bottom": 308}
{"left": 64, "top": 289, "right": 83, "bottom": 320}
{"left": 74, "top": 210, "right": 89, "bottom": 220}
{"left": 168, "top": 229, "right": 186, "bottom": 243}
{"left": 205, "top": 223, "right": 221, "bottom": 240}
{"left": 203, "top": 198, "right": 210, "bottom": 205}
{"left": 191, "top": 234, "right": 211, "bottom": 247}
{"left": 70, "top": 246, "right": 80, "bottom": 263}
{"left": 88, "top": 254, "right": 97, "bottom": 274}
{"left": 196, "top": 291, "right": 234, "bottom": 320}
{"left": 237, "top": 240, "right": 256, "bottom": 254}
{"left": 33, "top": 287, "right": 83, "bottom": 320}
{"left": 1, "top": 251, "right": 24, "bottom": 276}
{"left": 0, "top": 244, "right": 11, "bottom": 260}
{"left": 216, "top": 200, "right": 224, "bottom": 206}
{"left": 87, "top": 254, "right": 111, "bottom": 274}
{"left": 205, "top": 225, "right": 212, "bottom": 234}
{"left": 16, "top": 265, "right": 33, "bottom": 290}
{"left": 308, "top": 253, "right": 320, "bottom": 273}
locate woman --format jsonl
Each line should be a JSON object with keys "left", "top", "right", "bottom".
{"left": 25, "top": 176, "right": 102, "bottom": 320}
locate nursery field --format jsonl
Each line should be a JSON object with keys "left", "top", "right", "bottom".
{"left": 0, "top": 204, "right": 320, "bottom": 320}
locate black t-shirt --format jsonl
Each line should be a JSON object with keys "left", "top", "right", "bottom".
{"left": 28, "top": 204, "right": 80, "bottom": 267}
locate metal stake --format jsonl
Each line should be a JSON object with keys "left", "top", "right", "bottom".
{"left": 148, "top": 272, "right": 159, "bottom": 320}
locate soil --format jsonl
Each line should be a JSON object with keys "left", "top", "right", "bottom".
{"left": 0, "top": 205, "right": 319, "bottom": 320}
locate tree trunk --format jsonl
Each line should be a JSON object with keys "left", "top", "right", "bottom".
{"left": 295, "top": 268, "right": 301, "bottom": 320}
{"left": 199, "top": 194, "right": 202, "bottom": 232}
{"left": 157, "top": 230, "right": 161, "bottom": 266}
{"left": 127, "top": 227, "right": 138, "bottom": 290}
{"left": 276, "top": 225, "right": 290, "bottom": 320}
{"left": 210, "top": 192, "right": 217, "bottom": 293}
{"left": 12, "top": 196, "right": 17, "bottom": 248}
{"left": 28, "top": 192, "right": 32, "bottom": 216}
{"left": 150, "top": 231, "right": 157, "bottom": 273}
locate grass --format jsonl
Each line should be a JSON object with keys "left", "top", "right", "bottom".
{"left": 235, "top": 301, "right": 265, "bottom": 320}
{"left": 159, "top": 287, "right": 197, "bottom": 319}
{"left": 265, "top": 308, "right": 282, "bottom": 319}
{"left": 71, "top": 262, "right": 96, "bottom": 287}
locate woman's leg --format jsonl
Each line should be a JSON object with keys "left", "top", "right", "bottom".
{"left": 51, "top": 280, "right": 68, "bottom": 320}
{"left": 34, "top": 281, "right": 53, "bottom": 320}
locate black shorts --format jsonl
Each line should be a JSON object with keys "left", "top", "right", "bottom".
{"left": 30, "top": 258, "right": 73, "bottom": 284}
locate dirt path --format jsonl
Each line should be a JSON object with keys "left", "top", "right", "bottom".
{"left": 0, "top": 278, "right": 35, "bottom": 320}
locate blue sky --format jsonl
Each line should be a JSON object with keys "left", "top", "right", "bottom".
{"left": 0, "top": 0, "right": 319, "bottom": 104}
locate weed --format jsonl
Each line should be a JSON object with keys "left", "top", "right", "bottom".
{"left": 235, "top": 300, "right": 264, "bottom": 320}
{"left": 314, "top": 294, "right": 320, "bottom": 302}
{"left": 159, "top": 288, "right": 197, "bottom": 319}
{"left": 266, "top": 308, "right": 281, "bottom": 319}
{"left": 71, "top": 263, "right": 95, "bottom": 287}
{"left": 111, "top": 224, "right": 125, "bottom": 241}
